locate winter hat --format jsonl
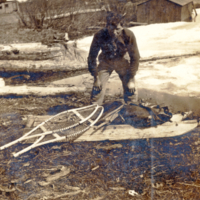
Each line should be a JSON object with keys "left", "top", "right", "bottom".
{"left": 106, "top": 12, "right": 124, "bottom": 26}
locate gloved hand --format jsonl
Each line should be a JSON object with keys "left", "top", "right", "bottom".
{"left": 93, "top": 76, "right": 102, "bottom": 92}
{"left": 127, "top": 79, "right": 136, "bottom": 94}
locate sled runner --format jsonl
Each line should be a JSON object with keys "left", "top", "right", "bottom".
{"left": 0, "top": 104, "right": 104, "bottom": 157}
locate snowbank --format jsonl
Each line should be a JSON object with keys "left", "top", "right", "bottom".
{"left": 1, "top": 10, "right": 200, "bottom": 112}
{"left": 73, "top": 9, "right": 200, "bottom": 59}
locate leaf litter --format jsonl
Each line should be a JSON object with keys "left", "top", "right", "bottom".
{"left": 0, "top": 74, "right": 200, "bottom": 199}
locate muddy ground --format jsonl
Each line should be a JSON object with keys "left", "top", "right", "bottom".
{"left": 0, "top": 14, "right": 200, "bottom": 200}
{"left": 0, "top": 71, "right": 200, "bottom": 200}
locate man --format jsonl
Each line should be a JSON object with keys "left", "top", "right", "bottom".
{"left": 87, "top": 12, "right": 140, "bottom": 106}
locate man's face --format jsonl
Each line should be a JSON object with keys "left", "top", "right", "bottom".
{"left": 107, "top": 23, "right": 123, "bottom": 38}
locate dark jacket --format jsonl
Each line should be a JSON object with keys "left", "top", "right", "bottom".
{"left": 88, "top": 27, "right": 140, "bottom": 77}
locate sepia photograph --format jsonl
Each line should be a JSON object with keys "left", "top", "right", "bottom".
{"left": 0, "top": 0, "right": 200, "bottom": 199}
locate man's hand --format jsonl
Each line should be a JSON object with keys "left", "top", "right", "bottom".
{"left": 127, "top": 79, "right": 136, "bottom": 94}
{"left": 93, "top": 76, "right": 102, "bottom": 92}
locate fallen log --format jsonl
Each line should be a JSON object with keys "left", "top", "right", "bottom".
{"left": 1, "top": 52, "right": 199, "bottom": 72}
{"left": 0, "top": 52, "right": 59, "bottom": 61}
{"left": 0, "top": 85, "right": 86, "bottom": 96}
{"left": 140, "top": 51, "right": 200, "bottom": 63}
{"left": 0, "top": 58, "right": 87, "bottom": 72}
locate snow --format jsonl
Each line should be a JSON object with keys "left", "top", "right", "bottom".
{"left": 1, "top": 9, "right": 200, "bottom": 112}
{"left": 74, "top": 9, "right": 200, "bottom": 59}
{"left": 0, "top": 43, "right": 61, "bottom": 53}
{"left": 72, "top": 9, "right": 200, "bottom": 100}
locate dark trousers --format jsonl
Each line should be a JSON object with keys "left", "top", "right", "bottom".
{"left": 91, "top": 57, "right": 138, "bottom": 105}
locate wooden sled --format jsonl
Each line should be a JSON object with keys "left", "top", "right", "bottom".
{"left": 0, "top": 104, "right": 104, "bottom": 157}
{"left": 76, "top": 116, "right": 198, "bottom": 142}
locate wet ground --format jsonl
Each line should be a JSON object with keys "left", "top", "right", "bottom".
{"left": 0, "top": 69, "right": 88, "bottom": 86}
{"left": 0, "top": 72, "right": 200, "bottom": 200}
{"left": 1, "top": 9, "right": 200, "bottom": 199}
